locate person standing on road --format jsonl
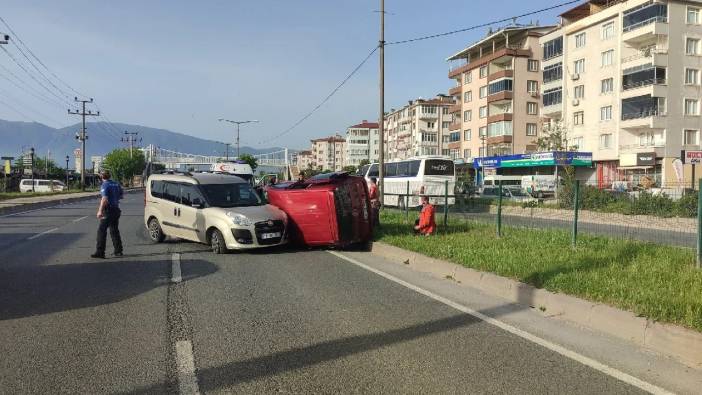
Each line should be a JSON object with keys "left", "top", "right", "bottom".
{"left": 414, "top": 195, "right": 436, "bottom": 236}
{"left": 91, "top": 170, "right": 124, "bottom": 259}
{"left": 368, "top": 177, "right": 380, "bottom": 227}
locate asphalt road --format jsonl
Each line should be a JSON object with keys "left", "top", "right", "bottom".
{"left": 0, "top": 195, "right": 680, "bottom": 394}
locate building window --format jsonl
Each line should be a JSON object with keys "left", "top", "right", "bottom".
{"left": 543, "top": 62, "right": 563, "bottom": 83}
{"left": 527, "top": 59, "right": 539, "bottom": 72}
{"left": 685, "top": 98, "right": 700, "bottom": 115}
{"left": 527, "top": 80, "right": 538, "bottom": 93}
{"left": 464, "top": 90, "right": 472, "bottom": 102}
{"left": 488, "top": 78, "right": 513, "bottom": 95}
{"left": 464, "top": 149, "right": 471, "bottom": 159}
{"left": 601, "top": 49, "right": 614, "bottom": 67}
{"left": 487, "top": 121, "right": 513, "bottom": 137}
{"left": 601, "top": 78, "right": 614, "bottom": 94}
{"left": 623, "top": 2, "right": 667, "bottom": 32}
{"left": 639, "top": 132, "right": 654, "bottom": 146}
{"left": 479, "top": 106, "right": 488, "bottom": 118}
{"left": 427, "top": 122, "right": 435, "bottom": 129}
{"left": 622, "top": 64, "right": 666, "bottom": 90}
{"left": 574, "top": 85, "right": 585, "bottom": 99}
{"left": 684, "top": 129, "right": 699, "bottom": 145}
{"left": 572, "top": 136, "right": 583, "bottom": 150}
{"left": 479, "top": 147, "right": 485, "bottom": 157}
{"left": 464, "top": 129, "right": 471, "bottom": 141}
{"left": 574, "top": 59, "right": 585, "bottom": 74}
{"left": 543, "top": 36, "right": 563, "bottom": 60}
{"left": 464, "top": 71, "right": 472, "bottom": 84}
{"left": 573, "top": 111, "right": 584, "bottom": 125}
{"left": 527, "top": 102, "right": 538, "bottom": 115}
{"left": 685, "top": 68, "right": 700, "bottom": 85}
{"left": 600, "top": 105, "right": 613, "bottom": 121}
{"left": 575, "top": 32, "right": 586, "bottom": 48}
{"left": 479, "top": 65, "right": 488, "bottom": 78}
{"left": 464, "top": 110, "right": 472, "bottom": 122}
{"left": 479, "top": 126, "right": 487, "bottom": 137}
{"left": 526, "top": 123, "right": 537, "bottom": 136}
{"left": 686, "top": 38, "right": 700, "bottom": 55}
{"left": 543, "top": 87, "right": 562, "bottom": 107}
{"left": 599, "top": 134, "right": 612, "bottom": 149}
{"left": 422, "top": 132, "right": 438, "bottom": 142}
{"left": 688, "top": 7, "right": 700, "bottom": 24}
{"left": 601, "top": 21, "right": 615, "bottom": 40}
{"left": 449, "top": 132, "right": 460, "bottom": 142}
{"left": 479, "top": 85, "right": 487, "bottom": 98}
{"left": 442, "top": 107, "right": 449, "bottom": 114}
{"left": 442, "top": 121, "right": 450, "bottom": 129}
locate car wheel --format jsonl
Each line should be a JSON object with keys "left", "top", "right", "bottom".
{"left": 210, "top": 229, "right": 228, "bottom": 254}
{"left": 148, "top": 218, "right": 165, "bottom": 243}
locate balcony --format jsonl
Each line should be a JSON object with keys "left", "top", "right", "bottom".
{"left": 621, "top": 46, "right": 668, "bottom": 67}
{"left": 448, "top": 141, "right": 462, "bottom": 150}
{"left": 448, "top": 122, "right": 461, "bottom": 131}
{"left": 448, "top": 104, "right": 461, "bottom": 114}
{"left": 542, "top": 103, "right": 562, "bottom": 117}
{"left": 487, "top": 69, "right": 513, "bottom": 82}
{"left": 487, "top": 135, "right": 513, "bottom": 145}
{"left": 448, "top": 86, "right": 462, "bottom": 96}
{"left": 620, "top": 108, "right": 667, "bottom": 129}
{"left": 487, "top": 91, "right": 512, "bottom": 104}
{"left": 619, "top": 144, "right": 665, "bottom": 157}
{"left": 622, "top": 18, "right": 668, "bottom": 44}
{"left": 487, "top": 113, "right": 513, "bottom": 124}
{"left": 448, "top": 47, "right": 531, "bottom": 78}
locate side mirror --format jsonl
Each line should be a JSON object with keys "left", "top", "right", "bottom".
{"left": 191, "top": 198, "right": 203, "bottom": 208}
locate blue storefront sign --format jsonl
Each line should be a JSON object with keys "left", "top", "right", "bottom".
{"left": 473, "top": 151, "right": 593, "bottom": 169}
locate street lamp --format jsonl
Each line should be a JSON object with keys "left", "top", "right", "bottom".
{"left": 218, "top": 119, "right": 259, "bottom": 158}
{"left": 65, "top": 155, "right": 70, "bottom": 189}
{"left": 29, "top": 147, "right": 35, "bottom": 192}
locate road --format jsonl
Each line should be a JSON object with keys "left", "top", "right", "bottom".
{"left": 0, "top": 195, "right": 698, "bottom": 394}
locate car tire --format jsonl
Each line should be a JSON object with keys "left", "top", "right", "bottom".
{"left": 147, "top": 218, "right": 165, "bottom": 243}
{"left": 210, "top": 229, "right": 228, "bottom": 254}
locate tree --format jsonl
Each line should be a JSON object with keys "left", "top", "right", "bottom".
{"left": 535, "top": 119, "right": 579, "bottom": 152}
{"left": 342, "top": 165, "right": 357, "bottom": 174}
{"left": 103, "top": 148, "right": 146, "bottom": 185}
{"left": 359, "top": 159, "right": 371, "bottom": 167}
{"left": 238, "top": 154, "right": 258, "bottom": 171}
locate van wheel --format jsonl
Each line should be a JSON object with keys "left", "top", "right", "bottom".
{"left": 210, "top": 229, "right": 228, "bottom": 254}
{"left": 148, "top": 218, "right": 165, "bottom": 243}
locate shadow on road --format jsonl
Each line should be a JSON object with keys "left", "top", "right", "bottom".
{"left": 0, "top": 259, "right": 217, "bottom": 321}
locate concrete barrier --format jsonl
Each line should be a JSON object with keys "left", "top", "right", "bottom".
{"left": 0, "top": 188, "right": 143, "bottom": 216}
{"left": 370, "top": 241, "right": 702, "bottom": 369}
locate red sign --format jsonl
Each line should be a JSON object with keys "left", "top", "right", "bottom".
{"left": 685, "top": 151, "right": 702, "bottom": 164}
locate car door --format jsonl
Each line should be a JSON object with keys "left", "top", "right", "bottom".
{"left": 160, "top": 181, "right": 184, "bottom": 237}
{"left": 175, "top": 183, "right": 206, "bottom": 243}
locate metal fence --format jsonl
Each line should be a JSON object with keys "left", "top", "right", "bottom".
{"left": 383, "top": 179, "right": 702, "bottom": 269}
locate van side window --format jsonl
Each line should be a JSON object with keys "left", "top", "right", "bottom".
{"left": 162, "top": 182, "right": 179, "bottom": 202}
{"left": 38, "top": 181, "right": 50, "bottom": 186}
{"left": 150, "top": 180, "right": 164, "bottom": 199}
{"left": 368, "top": 164, "right": 379, "bottom": 177}
{"left": 180, "top": 184, "right": 205, "bottom": 206}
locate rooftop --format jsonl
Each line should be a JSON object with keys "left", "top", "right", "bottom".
{"left": 349, "top": 120, "right": 379, "bottom": 129}
{"left": 446, "top": 25, "right": 556, "bottom": 61}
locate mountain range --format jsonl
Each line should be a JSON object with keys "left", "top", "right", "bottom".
{"left": 0, "top": 119, "right": 284, "bottom": 164}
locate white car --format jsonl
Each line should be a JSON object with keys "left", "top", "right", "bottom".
{"left": 19, "top": 179, "right": 67, "bottom": 193}
{"left": 144, "top": 172, "right": 288, "bottom": 253}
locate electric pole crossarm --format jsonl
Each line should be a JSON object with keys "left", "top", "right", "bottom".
{"left": 67, "top": 97, "right": 99, "bottom": 191}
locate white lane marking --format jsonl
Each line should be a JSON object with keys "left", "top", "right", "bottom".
{"left": 329, "top": 251, "right": 674, "bottom": 395}
{"left": 72, "top": 215, "right": 88, "bottom": 223}
{"left": 175, "top": 340, "right": 200, "bottom": 395}
{"left": 27, "top": 227, "right": 59, "bottom": 240}
{"left": 171, "top": 253, "right": 182, "bottom": 283}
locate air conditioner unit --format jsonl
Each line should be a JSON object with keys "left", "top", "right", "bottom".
{"left": 572, "top": 99, "right": 580, "bottom": 106}
{"left": 529, "top": 92, "right": 539, "bottom": 98}
{"left": 571, "top": 73, "right": 580, "bottom": 80}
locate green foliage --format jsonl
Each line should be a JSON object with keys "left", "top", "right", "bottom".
{"left": 103, "top": 148, "right": 146, "bottom": 184}
{"left": 359, "top": 159, "right": 371, "bottom": 167}
{"left": 238, "top": 154, "right": 258, "bottom": 171}
{"left": 378, "top": 210, "right": 702, "bottom": 332}
{"left": 342, "top": 165, "right": 357, "bottom": 173}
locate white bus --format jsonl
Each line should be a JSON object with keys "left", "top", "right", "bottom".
{"left": 357, "top": 156, "right": 456, "bottom": 208}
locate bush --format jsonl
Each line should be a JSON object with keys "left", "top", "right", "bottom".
{"left": 675, "top": 192, "right": 699, "bottom": 218}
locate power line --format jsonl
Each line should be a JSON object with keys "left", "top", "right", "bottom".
{"left": 0, "top": 96, "right": 34, "bottom": 121}
{"left": 0, "top": 60, "right": 67, "bottom": 109}
{"left": 0, "top": 45, "right": 72, "bottom": 107}
{"left": 386, "top": 0, "right": 580, "bottom": 45}
{"left": 0, "top": 16, "right": 87, "bottom": 98}
{"left": 259, "top": 46, "right": 378, "bottom": 145}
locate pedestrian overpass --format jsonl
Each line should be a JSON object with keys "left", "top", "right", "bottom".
{"left": 143, "top": 145, "right": 294, "bottom": 175}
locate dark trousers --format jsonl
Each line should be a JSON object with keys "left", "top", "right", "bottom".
{"left": 96, "top": 206, "right": 123, "bottom": 254}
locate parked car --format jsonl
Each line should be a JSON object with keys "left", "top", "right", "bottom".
{"left": 19, "top": 179, "right": 66, "bottom": 193}
{"left": 480, "top": 185, "right": 535, "bottom": 202}
{"left": 265, "top": 172, "right": 372, "bottom": 248}
{"left": 521, "top": 175, "right": 558, "bottom": 198}
{"left": 144, "top": 172, "right": 288, "bottom": 253}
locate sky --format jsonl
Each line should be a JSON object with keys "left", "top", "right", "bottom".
{"left": 0, "top": 0, "right": 569, "bottom": 150}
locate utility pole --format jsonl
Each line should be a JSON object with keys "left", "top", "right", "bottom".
{"left": 65, "top": 155, "right": 69, "bottom": 189}
{"left": 68, "top": 97, "right": 99, "bottom": 191}
{"left": 378, "top": 0, "right": 386, "bottom": 207}
{"left": 218, "top": 119, "right": 259, "bottom": 158}
{"left": 122, "top": 131, "right": 140, "bottom": 158}
{"left": 224, "top": 143, "right": 231, "bottom": 161}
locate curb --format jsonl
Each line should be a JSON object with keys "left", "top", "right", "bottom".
{"left": 370, "top": 241, "right": 702, "bottom": 369}
{"left": 0, "top": 188, "right": 143, "bottom": 216}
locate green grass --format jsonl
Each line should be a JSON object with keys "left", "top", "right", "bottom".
{"left": 0, "top": 188, "right": 99, "bottom": 201}
{"left": 377, "top": 210, "right": 702, "bottom": 332}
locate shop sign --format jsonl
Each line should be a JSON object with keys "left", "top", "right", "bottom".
{"left": 636, "top": 152, "right": 656, "bottom": 166}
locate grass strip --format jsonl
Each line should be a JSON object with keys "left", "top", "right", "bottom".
{"left": 377, "top": 210, "right": 702, "bottom": 332}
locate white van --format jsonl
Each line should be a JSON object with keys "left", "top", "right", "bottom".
{"left": 482, "top": 176, "right": 522, "bottom": 187}
{"left": 521, "top": 175, "right": 558, "bottom": 198}
{"left": 144, "top": 172, "right": 288, "bottom": 253}
{"left": 19, "top": 179, "right": 67, "bottom": 193}
{"left": 211, "top": 162, "right": 255, "bottom": 185}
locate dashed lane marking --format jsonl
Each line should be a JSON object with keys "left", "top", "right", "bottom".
{"left": 27, "top": 227, "right": 59, "bottom": 240}
{"left": 329, "top": 251, "right": 674, "bottom": 395}
{"left": 172, "top": 253, "right": 182, "bottom": 283}
{"left": 72, "top": 216, "right": 88, "bottom": 223}
{"left": 175, "top": 340, "right": 200, "bottom": 395}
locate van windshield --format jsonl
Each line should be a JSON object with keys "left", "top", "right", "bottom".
{"left": 200, "top": 183, "right": 262, "bottom": 207}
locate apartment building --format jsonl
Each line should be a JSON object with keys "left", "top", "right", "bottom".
{"left": 446, "top": 25, "right": 555, "bottom": 164}
{"left": 383, "top": 95, "right": 455, "bottom": 161}
{"left": 310, "top": 135, "right": 346, "bottom": 171}
{"left": 295, "top": 150, "right": 314, "bottom": 170}
{"left": 345, "top": 120, "right": 379, "bottom": 166}
{"left": 542, "top": 0, "right": 702, "bottom": 187}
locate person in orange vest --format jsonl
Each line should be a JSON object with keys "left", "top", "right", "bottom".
{"left": 368, "top": 177, "right": 380, "bottom": 226}
{"left": 414, "top": 195, "right": 436, "bottom": 236}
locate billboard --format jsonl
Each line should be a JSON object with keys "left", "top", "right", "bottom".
{"left": 473, "top": 151, "right": 593, "bottom": 169}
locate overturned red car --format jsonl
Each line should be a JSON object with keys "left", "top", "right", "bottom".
{"left": 265, "top": 172, "right": 373, "bottom": 247}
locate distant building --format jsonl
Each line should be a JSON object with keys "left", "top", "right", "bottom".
{"left": 295, "top": 150, "right": 314, "bottom": 169}
{"left": 74, "top": 148, "right": 82, "bottom": 173}
{"left": 91, "top": 155, "right": 104, "bottom": 173}
{"left": 345, "top": 120, "right": 379, "bottom": 166}
{"left": 383, "top": 95, "right": 455, "bottom": 161}
{"left": 311, "top": 135, "right": 346, "bottom": 171}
